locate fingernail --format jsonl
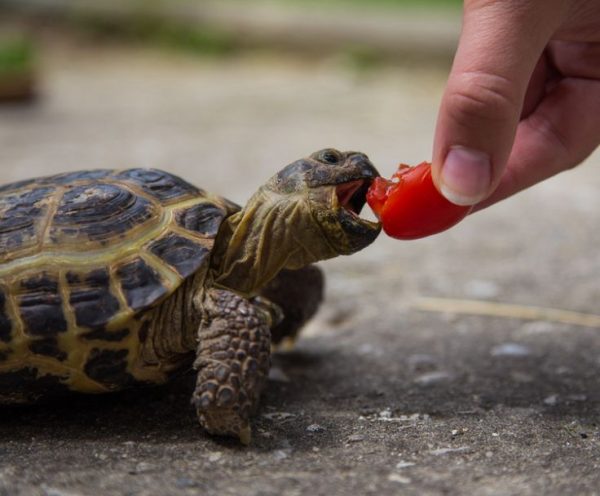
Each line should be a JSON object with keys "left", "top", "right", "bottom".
{"left": 440, "top": 147, "right": 491, "bottom": 206}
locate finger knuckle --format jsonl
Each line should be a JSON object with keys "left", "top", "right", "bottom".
{"left": 447, "top": 71, "right": 521, "bottom": 127}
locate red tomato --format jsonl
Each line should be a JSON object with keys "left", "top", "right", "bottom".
{"left": 367, "top": 161, "right": 471, "bottom": 240}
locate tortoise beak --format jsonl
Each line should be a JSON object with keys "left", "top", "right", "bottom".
{"left": 331, "top": 152, "right": 379, "bottom": 216}
{"left": 333, "top": 181, "right": 381, "bottom": 253}
{"left": 330, "top": 159, "right": 381, "bottom": 254}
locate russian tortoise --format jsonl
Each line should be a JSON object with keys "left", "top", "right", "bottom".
{"left": 0, "top": 149, "right": 380, "bottom": 443}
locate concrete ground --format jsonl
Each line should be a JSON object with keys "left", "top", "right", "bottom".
{"left": 0, "top": 38, "right": 600, "bottom": 496}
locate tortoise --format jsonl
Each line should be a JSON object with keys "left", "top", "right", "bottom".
{"left": 0, "top": 149, "right": 380, "bottom": 443}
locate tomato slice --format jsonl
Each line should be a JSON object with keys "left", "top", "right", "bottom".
{"left": 367, "top": 161, "right": 472, "bottom": 240}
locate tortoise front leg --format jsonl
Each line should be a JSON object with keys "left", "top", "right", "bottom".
{"left": 192, "top": 288, "right": 280, "bottom": 444}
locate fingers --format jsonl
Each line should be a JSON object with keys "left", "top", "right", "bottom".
{"left": 521, "top": 52, "right": 555, "bottom": 119}
{"left": 432, "top": 0, "right": 566, "bottom": 206}
{"left": 474, "top": 76, "right": 600, "bottom": 209}
{"left": 550, "top": 40, "right": 600, "bottom": 79}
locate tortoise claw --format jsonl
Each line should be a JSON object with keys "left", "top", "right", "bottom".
{"left": 194, "top": 401, "right": 252, "bottom": 445}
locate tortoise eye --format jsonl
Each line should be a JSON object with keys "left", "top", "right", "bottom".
{"left": 319, "top": 149, "right": 342, "bottom": 165}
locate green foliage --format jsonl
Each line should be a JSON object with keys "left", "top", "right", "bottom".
{"left": 233, "top": 0, "right": 461, "bottom": 9}
{"left": 156, "top": 24, "right": 235, "bottom": 56}
{"left": 0, "top": 37, "right": 35, "bottom": 75}
{"left": 342, "top": 45, "right": 384, "bottom": 72}
{"left": 71, "top": 11, "right": 235, "bottom": 56}
{"left": 65, "top": 0, "right": 460, "bottom": 59}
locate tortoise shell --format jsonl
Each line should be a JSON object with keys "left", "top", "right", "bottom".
{"left": 0, "top": 168, "right": 238, "bottom": 400}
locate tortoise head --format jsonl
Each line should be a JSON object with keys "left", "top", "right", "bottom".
{"left": 264, "top": 148, "right": 381, "bottom": 255}
{"left": 212, "top": 148, "right": 381, "bottom": 296}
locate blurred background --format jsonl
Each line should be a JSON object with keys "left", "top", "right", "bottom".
{"left": 0, "top": 0, "right": 462, "bottom": 195}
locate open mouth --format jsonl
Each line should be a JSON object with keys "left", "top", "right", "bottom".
{"left": 335, "top": 179, "right": 372, "bottom": 216}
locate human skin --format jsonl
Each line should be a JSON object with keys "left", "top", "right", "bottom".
{"left": 431, "top": 0, "right": 600, "bottom": 210}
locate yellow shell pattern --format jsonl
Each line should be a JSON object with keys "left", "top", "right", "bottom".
{"left": 0, "top": 169, "right": 237, "bottom": 402}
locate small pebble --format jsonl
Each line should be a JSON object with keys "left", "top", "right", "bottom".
{"left": 43, "top": 489, "right": 78, "bottom": 496}
{"left": 430, "top": 446, "right": 470, "bottom": 456}
{"left": 388, "top": 473, "right": 411, "bottom": 484}
{"left": 347, "top": 434, "right": 366, "bottom": 443}
{"left": 464, "top": 279, "right": 500, "bottom": 298}
{"left": 490, "top": 343, "right": 531, "bottom": 357}
{"left": 131, "top": 462, "right": 155, "bottom": 474}
{"left": 407, "top": 354, "right": 438, "bottom": 373}
{"left": 306, "top": 424, "right": 326, "bottom": 434}
{"left": 544, "top": 394, "right": 559, "bottom": 406}
{"left": 208, "top": 452, "right": 222, "bottom": 463}
{"left": 175, "top": 478, "right": 200, "bottom": 489}
{"left": 379, "top": 408, "right": 393, "bottom": 419}
{"left": 395, "top": 461, "right": 416, "bottom": 469}
{"left": 137, "top": 461, "right": 155, "bottom": 472}
{"left": 414, "top": 371, "right": 453, "bottom": 386}
{"left": 272, "top": 449, "right": 291, "bottom": 461}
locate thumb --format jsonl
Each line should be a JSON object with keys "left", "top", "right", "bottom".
{"left": 432, "top": 0, "right": 565, "bottom": 206}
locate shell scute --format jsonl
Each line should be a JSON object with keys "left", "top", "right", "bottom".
{"left": 18, "top": 272, "right": 68, "bottom": 337}
{"left": 39, "top": 170, "right": 113, "bottom": 185}
{"left": 84, "top": 348, "right": 134, "bottom": 388}
{"left": 0, "top": 186, "right": 55, "bottom": 263}
{"left": 68, "top": 268, "right": 121, "bottom": 329}
{"left": 175, "top": 202, "right": 230, "bottom": 236}
{"left": 51, "top": 183, "right": 157, "bottom": 246}
{"left": 29, "top": 338, "right": 68, "bottom": 361}
{"left": 116, "top": 257, "right": 169, "bottom": 312}
{"left": 116, "top": 168, "right": 203, "bottom": 205}
{"left": 148, "top": 233, "right": 210, "bottom": 278}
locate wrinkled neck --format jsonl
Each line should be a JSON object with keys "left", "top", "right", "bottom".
{"left": 210, "top": 187, "right": 337, "bottom": 297}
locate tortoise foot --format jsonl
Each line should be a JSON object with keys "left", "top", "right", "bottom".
{"left": 193, "top": 289, "right": 274, "bottom": 443}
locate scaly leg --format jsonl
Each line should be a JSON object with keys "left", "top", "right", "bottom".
{"left": 192, "top": 288, "right": 280, "bottom": 444}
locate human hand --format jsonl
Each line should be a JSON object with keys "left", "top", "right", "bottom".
{"left": 431, "top": 0, "right": 600, "bottom": 210}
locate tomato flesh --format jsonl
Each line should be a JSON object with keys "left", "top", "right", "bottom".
{"left": 367, "top": 161, "right": 471, "bottom": 240}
